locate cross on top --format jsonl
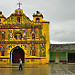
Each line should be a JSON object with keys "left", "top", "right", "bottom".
{"left": 17, "top": 2, "right": 22, "bottom": 9}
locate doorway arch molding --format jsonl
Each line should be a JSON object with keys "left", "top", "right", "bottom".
{"left": 10, "top": 46, "right": 25, "bottom": 63}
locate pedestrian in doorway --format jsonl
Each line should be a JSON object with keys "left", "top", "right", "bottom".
{"left": 19, "top": 59, "right": 22, "bottom": 71}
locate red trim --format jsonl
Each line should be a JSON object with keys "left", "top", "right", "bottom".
{"left": 25, "top": 58, "right": 46, "bottom": 59}
{"left": 60, "top": 60, "right": 68, "bottom": 63}
{"left": 36, "top": 38, "right": 39, "bottom": 39}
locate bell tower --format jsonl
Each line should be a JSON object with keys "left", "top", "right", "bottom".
{"left": 33, "top": 11, "right": 43, "bottom": 22}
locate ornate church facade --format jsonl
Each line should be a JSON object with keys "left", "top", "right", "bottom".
{"left": 0, "top": 8, "right": 49, "bottom": 64}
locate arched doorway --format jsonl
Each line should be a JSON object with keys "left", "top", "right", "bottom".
{"left": 12, "top": 46, "right": 24, "bottom": 63}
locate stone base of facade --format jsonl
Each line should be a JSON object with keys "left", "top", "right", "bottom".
{"left": 0, "top": 57, "right": 48, "bottom": 64}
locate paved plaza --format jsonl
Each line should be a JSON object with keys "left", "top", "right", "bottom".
{"left": 0, "top": 63, "right": 75, "bottom": 75}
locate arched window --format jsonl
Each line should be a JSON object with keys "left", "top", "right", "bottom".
{"left": 0, "top": 19, "right": 1, "bottom": 24}
{"left": 2, "top": 51, "right": 4, "bottom": 56}
{"left": 2, "top": 31, "right": 5, "bottom": 40}
{"left": 2, "top": 34, "right": 5, "bottom": 40}
{"left": 30, "top": 50, "right": 35, "bottom": 56}
{"left": 14, "top": 32, "right": 22, "bottom": 40}
{"left": 36, "top": 18, "right": 40, "bottom": 22}
{"left": 17, "top": 11, "right": 20, "bottom": 15}
{"left": 17, "top": 17, "right": 20, "bottom": 22}
{"left": 32, "top": 51, "right": 35, "bottom": 56}
{"left": 32, "top": 34, "right": 35, "bottom": 39}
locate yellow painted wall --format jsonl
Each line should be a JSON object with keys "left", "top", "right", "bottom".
{"left": 0, "top": 9, "right": 49, "bottom": 64}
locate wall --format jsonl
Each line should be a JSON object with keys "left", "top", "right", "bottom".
{"left": 50, "top": 51, "right": 68, "bottom": 63}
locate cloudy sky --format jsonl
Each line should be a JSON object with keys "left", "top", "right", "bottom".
{"left": 0, "top": 0, "right": 75, "bottom": 44}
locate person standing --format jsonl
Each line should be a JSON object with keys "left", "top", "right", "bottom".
{"left": 19, "top": 59, "right": 22, "bottom": 71}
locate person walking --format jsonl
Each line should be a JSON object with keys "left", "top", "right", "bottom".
{"left": 19, "top": 59, "right": 22, "bottom": 71}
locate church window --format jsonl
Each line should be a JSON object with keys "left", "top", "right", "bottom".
{"left": 30, "top": 50, "right": 35, "bottom": 56}
{"left": 17, "top": 17, "right": 20, "bottom": 22}
{"left": 30, "top": 50, "right": 31, "bottom": 55}
{"left": 32, "top": 51, "right": 35, "bottom": 56}
{"left": 0, "top": 19, "right": 1, "bottom": 23}
{"left": 14, "top": 32, "right": 22, "bottom": 40}
{"left": 17, "top": 11, "right": 20, "bottom": 15}
{"left": 30, "top": 44, "right": 36, "bottom": 56}
{"left": 36, "top": 18, "right": 40, "bottom": 22}
{"left": 2, "top": 51, "right": 4, "bottom": 56}
{"left": 2, "top": 34, "right": 5, "bottom": 40}
{"left": 32, "top": 34, "right": 35, "bottom": 39}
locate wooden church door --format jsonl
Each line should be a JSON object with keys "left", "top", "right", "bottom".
{"left": 12, "top": 47, "right": 24, "bottom": 63}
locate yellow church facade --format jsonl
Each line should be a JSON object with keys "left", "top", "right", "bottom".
{"left": 0, "top": 8, "right": 49, "bottom": 64}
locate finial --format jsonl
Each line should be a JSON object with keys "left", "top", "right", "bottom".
{"left": 17, "top": 2, "right": 22, "bottom": 9}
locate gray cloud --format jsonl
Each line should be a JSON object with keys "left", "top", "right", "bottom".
{"left": 0, "top": 0, "right": 75, "bottom": 44}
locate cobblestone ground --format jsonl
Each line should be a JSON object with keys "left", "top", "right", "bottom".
{"left": 49, "top": 64, "right": 75, "bottom": 75}
{"left": 0, "top": 64, "right": 75, "bottom": 75}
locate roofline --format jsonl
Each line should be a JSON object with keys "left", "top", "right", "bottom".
{"left": 3, "top": 13, "right": 33, "bottom": 22}
{"left": 0, "top": 15, "right": 6, "bottom": 19}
